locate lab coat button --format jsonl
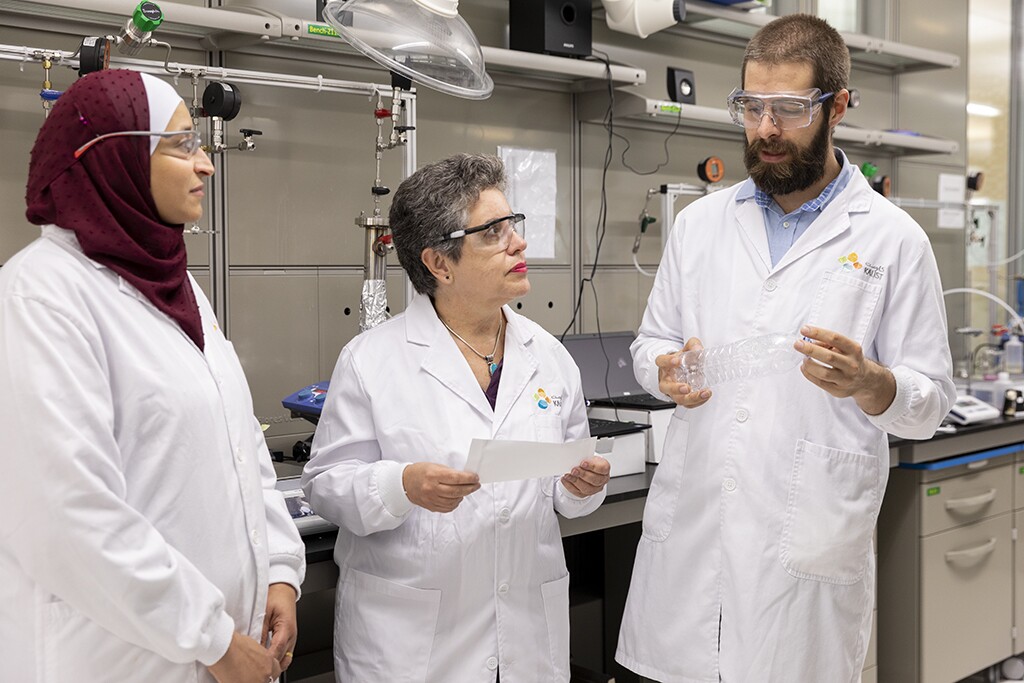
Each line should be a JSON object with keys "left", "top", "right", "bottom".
{"left": 250, "top": 529, "right": 260, "bottom": 546}
{"left": 486, "top": 657, "right": 498, "bottom": 670}
{"left": 735, "top": 408, "right": 749, "bottom": 422}
{"left": 763, "top": 279, "right": 778, "bottom": 292}
{"left": 498, "top": 583, "right": 509, "bottom": 595}
{"left": 723, "top": 478, "right": 737, "bottom": 492}
{"left": 235, "top": 448, "right": 243, "bottom": 463}
{"left": 498, "top": 507, "right": 511, "bottom": 522}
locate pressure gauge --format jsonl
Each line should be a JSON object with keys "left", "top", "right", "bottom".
{"left": 697, "top": 156, "right": 725, "bottom": 184}
{"left": 202, "top": 82, "right": 242, "bottom": 121}
{"left": 77, "top": 36, "right": 111, "bottom": 77}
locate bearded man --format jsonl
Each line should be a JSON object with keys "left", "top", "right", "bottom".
{"left": 615, "top": 13, "right": 955, "bottom": 683}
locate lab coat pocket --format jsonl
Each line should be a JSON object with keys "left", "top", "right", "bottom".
{"left": 337, "top": 568, "right": 441, "bottom": 681}
{"left": 805, "top": 270, "right": 883, "bottom": 345}
{"left": 534, "top": 414, "right": 564, "bottom": 443}
{"left": 540, "top": 574, "right": 571, "bottom": 682}
{"left": 641, "top": 413, "right": 690, "bottom": 542}
{"left": 779, "top": 439, "right": 880, "bottom": 585}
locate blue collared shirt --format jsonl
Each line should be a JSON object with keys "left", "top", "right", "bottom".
{"left": 735, "top": 148, "right": 855, "bottom": 267}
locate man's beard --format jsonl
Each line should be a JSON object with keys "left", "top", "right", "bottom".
{"left": 743, "top": 119, "right": 831, "bottom": 197}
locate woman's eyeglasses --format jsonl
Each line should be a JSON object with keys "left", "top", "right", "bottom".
{"left": 436, "top": 213, "right": 526, "bottom": 251}
{"left": 74, "top": 129, "right": 203, "bottom": 160}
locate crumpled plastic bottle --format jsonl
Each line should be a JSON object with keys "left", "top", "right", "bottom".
{"left": 672, "top": 332, "right": 804, "bottom": 390}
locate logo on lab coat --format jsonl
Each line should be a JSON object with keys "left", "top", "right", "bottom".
{"left": 533, "top": 388, "right": 562, "bottom": 410}
{"left": 862, "top": 262, "right": 885, "bottom": 280}
{"left": 838, "top": 251, "right": 862, "bottom": 271}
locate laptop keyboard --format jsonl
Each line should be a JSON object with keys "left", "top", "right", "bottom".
{"left": 589, "top": 417, "right": 627, "bottom": 430}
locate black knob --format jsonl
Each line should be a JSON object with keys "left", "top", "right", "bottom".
{"left": 239, "top": 128, "right": 263, "bottom": 137}
{"left": 372, "top": 186, "right": 391, "bottom": 196}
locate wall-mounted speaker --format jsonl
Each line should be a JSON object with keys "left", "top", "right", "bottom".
{"left": 666, "top": 67, "right": 696, "bottom": 104}
{"left": 510, "top": 0, "right": 592, "bottom": 59}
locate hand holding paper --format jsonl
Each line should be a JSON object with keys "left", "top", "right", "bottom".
{"left": 463, "top": 437, "right": 602, "bottom": 485}
{"left": 561, "top": 455, "right": 611, "bottom": 497}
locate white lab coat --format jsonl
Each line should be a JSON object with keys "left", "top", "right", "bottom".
{"left": 302, "top": 293, "right": 605, "bottom": 683}
{"left": 0, "top": 225, "right": 305, "bottom": 683}
{"left": 616, "top": 169, "right": 955, "bottom": 683}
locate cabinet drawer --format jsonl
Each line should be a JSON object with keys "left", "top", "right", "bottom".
{"left": 919, "top": 464, "right": 1012, "bottom": 536}
{"left": 1016, "top": 510, "right": 1024, "bottom": 653}
{"left": 1016, "top": 455, "right": 1024, "bottom": 510}
{"left": 920, "top": 514, "right": 1013, "bottom": 683}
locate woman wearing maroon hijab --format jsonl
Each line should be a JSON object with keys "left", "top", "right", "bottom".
{"left": 0, "top": 69, "right": 304, "bottom": 683}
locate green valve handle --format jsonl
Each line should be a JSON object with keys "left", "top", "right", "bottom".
{"left": 132, "top": 2, "right": 163, "bottom": 33}
{"left": 859, "top": 162, "right": 878, "bottom": 179}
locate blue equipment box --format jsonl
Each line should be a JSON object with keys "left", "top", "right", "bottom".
{"left": 282, "top": 381, "right": 331, "bottom": 424}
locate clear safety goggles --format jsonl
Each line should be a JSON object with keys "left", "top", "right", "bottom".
{"left": 437, "top": 213, "right": 527, "bottom": 251}
{"left": 726, "top": 88, "right": 833, "bottom": 130}
{"left": 74, "top": 129, "right": 203, "bottom": 160}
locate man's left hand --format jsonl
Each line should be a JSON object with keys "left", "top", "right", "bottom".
{"left": 794, "top": 325, "right": 896, "bottom": 416}
{"left": 262, "top": 583, "right": 298, "bottom": 672}
{"left": 561, "top": 456, "right": 611, "bottom": 497}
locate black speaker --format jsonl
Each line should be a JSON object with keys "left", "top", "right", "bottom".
{"left": 510, "top": 0, "right": 592, "bottom": 59}
{"left": 666, "top": 67, "right": 696, "bottom": 104}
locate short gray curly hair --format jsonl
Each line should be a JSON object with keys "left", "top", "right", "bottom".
{"left": 390, "top": 153, "right": 506, "bottom": 296}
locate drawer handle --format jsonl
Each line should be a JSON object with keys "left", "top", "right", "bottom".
{"left": 945, "top": 537, "right": 998, "bottom": 564}
{"left": 965, "top": 459, "right": 990, "bottom": 470}
{"left": 944, "top": 488, "right": 997, "bottom": 512}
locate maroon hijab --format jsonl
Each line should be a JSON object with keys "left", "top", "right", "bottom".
{"left": 25, "top": 69, "right": 204, "bottom": 350}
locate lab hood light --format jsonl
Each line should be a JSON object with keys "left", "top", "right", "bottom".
{"left": 967, "top": 102, "right": 1000, "bottom": 118}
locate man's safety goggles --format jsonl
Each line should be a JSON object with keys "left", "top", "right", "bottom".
{"left": 726, "top": 88, "right": 834, "bottom": 130}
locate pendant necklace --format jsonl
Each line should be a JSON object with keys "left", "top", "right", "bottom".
{"left": 441, "top": 315, "right": 503, "bottom": 376}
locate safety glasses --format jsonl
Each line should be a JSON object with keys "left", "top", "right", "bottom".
{"left": 74, "top": 129, "right": 203, "bottom": 160}
{"left": 437, "top": 213, "right": 526, "bottom": 251}
{"left": 726, "top": 88, "right": 833, "bottom": 130}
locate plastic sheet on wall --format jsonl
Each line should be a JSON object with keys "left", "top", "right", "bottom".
{"left": 498, "top": 146, "right": 557, "bottom": 258}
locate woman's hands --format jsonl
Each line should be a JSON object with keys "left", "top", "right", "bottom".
{"left": 403, "top": 463, "right": 481, "bottom": 512}
{"left": 262, "top": 583, "right": 298, "bottom": 674}
{"left": 561, "top": 456, "right": 611, "bottom": 497}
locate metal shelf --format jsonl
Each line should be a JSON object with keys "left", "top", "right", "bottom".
{"left": 0, "top": 0, "right": 281, "bottom": 43}
{"left": 578, "top": 90, "right": 959, "bottom": 157}
{"left": 264, "top": 17, "right": 647, "bottom": 88}
{"left": 674, "top": 0, "right": 960, "bottom": 73}
{"left": 0, "top": 1, "right": 646, "bottom": 89}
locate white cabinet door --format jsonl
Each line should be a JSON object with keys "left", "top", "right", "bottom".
{"left": 920, "top": 513, "right": 1013, "bottom": 683}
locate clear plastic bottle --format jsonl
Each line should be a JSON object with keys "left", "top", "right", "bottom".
{"left": 1005, "top": 335, "right": 1024, "bottom": 374}
{"left": 672, "top": 332, "right": 804, "bottom": 390}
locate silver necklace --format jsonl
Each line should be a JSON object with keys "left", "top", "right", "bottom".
{"left": 441, "top": 315, "right": 503, "bottom": 376}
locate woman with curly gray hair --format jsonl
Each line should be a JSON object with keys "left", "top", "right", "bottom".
{"left": 303, "top": 153, "right": 610, "bottom": 682}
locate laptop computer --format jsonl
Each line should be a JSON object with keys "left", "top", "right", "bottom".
{"left": 562, "top": 331, "right": 675, "bottom": 410}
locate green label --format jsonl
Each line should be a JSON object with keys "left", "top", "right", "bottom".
{"left": 307, "top": 23, "right": 340, "bottom": 38}
{"left": 926, "top": 486, "right": 941, "bottom": 496}
{"left": 657, "top": 103, "right": 682, "bottom": 114}
{"left": 1019, "top": 466, "right": 1024, "bottom": 475}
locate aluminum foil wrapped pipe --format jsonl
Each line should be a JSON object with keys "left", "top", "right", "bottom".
{"left": 360, "top": 279, "right": 389, "bottom": 331}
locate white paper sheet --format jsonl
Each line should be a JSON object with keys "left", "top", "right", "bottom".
{"left": 463, "top": 437, "right": 598, "bottom": 484}
{"left": 937, "top": 172, "right": 966, "bottom": 229}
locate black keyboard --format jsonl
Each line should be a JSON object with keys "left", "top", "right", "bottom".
{"left": 592, "top": 394, "right": 675, "bottom": 410}
{"left": 589, "top": 417, "right": 624, "bottom": 430}
{"left": 588, "top": 417, "right": 651, "bottom": 438}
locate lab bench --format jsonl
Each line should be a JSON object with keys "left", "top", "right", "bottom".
{"left": 284, "top": 419, "right": 1023, "bottom": 683}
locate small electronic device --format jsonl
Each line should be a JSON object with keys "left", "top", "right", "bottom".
{"left": 948, "top": 394, "right": 1001, "bottom": 425}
